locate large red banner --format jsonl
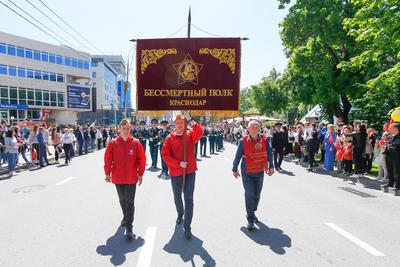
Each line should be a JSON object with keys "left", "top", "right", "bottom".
{"left": 136, "top": 38, "right": 241, "bottom": 117}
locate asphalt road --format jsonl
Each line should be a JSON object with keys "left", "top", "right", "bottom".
{"left": 1, "top": 142, "right": 400, "bottom": 267}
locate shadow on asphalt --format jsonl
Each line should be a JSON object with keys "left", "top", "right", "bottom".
{"left": 163, "top": 224, "right": 216, "bottom": 267}
{"left": 241, "top": 221, "right": 292, "bottom": 255}
{"left": 277, "top": 169, "right": 295, "bottom": 176}
{"left": 96, "top": 227, "right": 145, "bottom": 266}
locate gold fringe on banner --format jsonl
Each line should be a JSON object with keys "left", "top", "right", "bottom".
{"left": 135, "top": 110, "right": 240, "bottom": 118}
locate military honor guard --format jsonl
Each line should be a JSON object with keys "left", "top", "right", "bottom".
{"left": 148, "top": 119, "right": 161, "bottom": 169}
{"left": 104, "top": 119, "right": 146, "bottom": 239}
{"left": 138, "top": 121, "right": 148, "bottom": 152}
{"left": 232, "top": 120, "right": 275, "bottom": 230}
{"left": 200, "top": 124, "right": 208, "bottom": 157}
{"left": 209, "top": 126, "right": 216, "bottom": 155}
{"left": 131, "top": 121, "right": 139, "bottom": 139}
{"left": 158, "top": 120, "right": 170, "bottom": 179}
{"left": 161, "top": 113, "right": 203, "bottom": 239}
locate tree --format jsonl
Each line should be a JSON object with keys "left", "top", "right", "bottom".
{"left": 278, "top": 0, "right": 366, "bottom": 123}
{"left": 239, "top": 87, "right": 258, "bottom": 115}
{"left": 251, "top": 68, "right": 289, "bottom": 116}
{"left": 343, "top": 0, "right": 400, "bottom": 128}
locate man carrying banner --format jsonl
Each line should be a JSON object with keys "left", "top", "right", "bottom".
{"left": 104, "top": 119, "right": 146, "bottom": 240}
{"left": 161, "top": 113, "right": 203, "bottom": 239}
{"left": 232, "top": 120, "right": 275, "bottom": 231}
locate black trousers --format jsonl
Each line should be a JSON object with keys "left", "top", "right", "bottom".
{"left": 97, "top": 139, "right": 102, "bottom": 150}
{"left": 116, "top": 184, "right": 137, "bottom": 231}
{"left": 63, "top": 143, "right": 72, "bottom": 163}
{"left": 365, "top": 153, "right": 373, "bottom": 173}
{"left": 200, "top": 138, "right": 207, "bottom": 156}
{"left": 274, "top": 148, "right": 284, "bottom": 169}
{"left": 353, "top": 148, "right": 365, "bottom": 174}
{"left": 344, "top": 159, "right": 353, "bottom": 173}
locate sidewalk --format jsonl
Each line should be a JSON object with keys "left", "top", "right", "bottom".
{"left": 0, "top": 145, "right": 100, "bottom": 176}
{"left": 283, "top": 155, "right": 399, "bottom": 195}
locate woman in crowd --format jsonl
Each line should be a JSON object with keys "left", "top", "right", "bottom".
{"left": 28, "top": 125, "right": 39, "bottom": 164}
{"left": 51, "top": 127, "right": 62, "bottom": 164}
{"left": 294, "top": 125, "right": 304, "bottom": 161}
{"left": 96, "top": 126, "right": 103, "bottom": 150}
{"left": 14, "top": 126, "right": 29, "bottom": 166}
{"left": 365, "top": 128, "right": 376, "bottom": 174}
{"left": 324, "top": 124, "right": 337, "bottom": 171}
{"left": 376, "top": 132, "right": 389, "bottom": 182}
{"left": 5, "top": 129, "right": 19, "bottom": 176}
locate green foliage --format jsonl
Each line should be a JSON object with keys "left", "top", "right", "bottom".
{"left": 251, "top": 68, "right": 289, "bottom": 116}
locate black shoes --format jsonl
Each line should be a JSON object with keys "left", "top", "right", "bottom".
{"left": 126, "top": 228, "right": 134, "bottom": 240}
{"left": 247, "top": 222, "right": 256, "bottom": 231}
{"left": 184, "top": 229, "right": 192, "bottom": 240}
{"left": 254, "top": 216, "right": 259, "bottom": 224}
{"left": 176, "top": 215, "right": 183, "bottom": 225}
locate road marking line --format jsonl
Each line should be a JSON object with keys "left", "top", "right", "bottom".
{"left": 137, "top": 226, "right": 157, "bottom": 267}
{"left": 325, "top": 222, "right": 385, "bottom": 257}
{"left": 55, "top": 177, "right": 76, "bottom": 186}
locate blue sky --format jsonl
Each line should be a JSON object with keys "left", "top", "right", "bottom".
{"left": 1, "top": 0, "right": 289, "bottom": 88}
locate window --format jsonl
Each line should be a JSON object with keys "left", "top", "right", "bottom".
{"left": 71, "top": 58, "right": 78, "bottom": 68}
{"left": 56, "top": 55, "right": 63, "bottom": 65}
{"left": 0, "top": 43, "right": 6, "bottom": 54}
{"left": 77, "top": 60, "right": 83, "bottom": 68}
{"left": 0, "top": 86, "right": 8, "bottom": 105}
{"left": 92, "top": 71, "right": 96, "bottom": 78}
{"left": 27, "top": 69, "right": 34, "bottom": 79}
{"left": 49, "top": 54, "right": 55, "bottom": 63}
{"left": 9, "top": 87, "right": 18, "bottom": 104}
{"left": 18, "top": 88, "right": 27, "bottom": 105}
{"left": 34, "top": 50, "right": 41, "bottom": 60}
{"left": 84, "top": 61, "right": 89, "bottom": 69}
{"left": 27, "top": 89, "right": 35, "bottom": 105}
{"left": 43, "top": 90, "right": 50, "bottom": 107}
{"left": 92, "top": 82, "right": 96, "bottom": 87}
{"left": 18, "top": 67, "right": 26, "bottom": 78}
{"left": 41, "top": 52, "right": 49, "bottom": 62}
{"left": 0, "top": 64, "right": 7, "bottom": 75}
{"left": 57, "top": 92, "right": 64, "bottom": 107}
{"left": 17, "top": 47, "right": 25, "bottom": 57}
{"left": 8, "top": 66, "right": 17, "bottom": 76}
{"left": 50, "top": 72, "right": 56, "bottom": 82}
{"left": 35, "top": 89, "right": 42, "bottom": 106}
{"left": 42, "top": 71, "right": 49, "bottom": 80}
{"left": 91, "top": 61, "right": 98, "bottom": 67}
{"left": 65, "top": 57, "right": 71, "bottom": 66}
{"left": 71, "top": 58, "right": 77, "bottom": 68}
{"left": 34, "top": 70, "right": 42, "bottom": 80}
{"left": 7, "top": 45, "right": 16, "bottom": 56}
{"left": 25, "top": 48, "right": 33, "bottom": 59}
{"left": 57, "top": 73, "right": 64, "bottom": 83}
{"left": 50, "top": 92, "right": 57, "bottom": 106}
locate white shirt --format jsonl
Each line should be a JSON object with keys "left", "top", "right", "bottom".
{"left": 61, "top": 133, "right": 73, "bottom": 144}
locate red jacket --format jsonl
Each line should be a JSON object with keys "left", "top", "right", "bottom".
{"left": 161, "top": 123, "right": 203, "bottom": 177}
{"left": 104, "top": 136, "right": 146, "bottom": 184}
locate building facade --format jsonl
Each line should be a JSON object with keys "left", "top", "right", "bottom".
{"left": 0, "top": 31, "right": 91, "bottom": 124}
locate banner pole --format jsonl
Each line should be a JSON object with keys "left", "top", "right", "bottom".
{"left": 182, "top": 6, "right": 191, "bottom": 193}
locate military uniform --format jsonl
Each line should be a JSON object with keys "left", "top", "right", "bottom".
{"left": 159, "top": 125, "right": 170, "bottom": 177}
{"left": 137, "top": 124, "right": 148, "bottom": 152}
{"left": 200, "top": 128, "right": 208, "bottom": 157}
{"left": 209, "top": 128, "right": 216, "bottom": 154}
{"left": 148, "top": 126, "right": 161, "bottom": 168}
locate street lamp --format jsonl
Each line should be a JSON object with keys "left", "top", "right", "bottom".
{"left": 123, "top": 39, "right": 137, "bottom": 119}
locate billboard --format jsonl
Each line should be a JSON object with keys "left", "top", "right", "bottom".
{"left": 67, "top": 85, "right": 91, "bottom": 110}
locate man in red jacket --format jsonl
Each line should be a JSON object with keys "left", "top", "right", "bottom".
{"left": 161, "top": 113, "right": 203, "bottom": 239}
{"left": 104, "top": 119, "right": 146, "bottom": 240}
